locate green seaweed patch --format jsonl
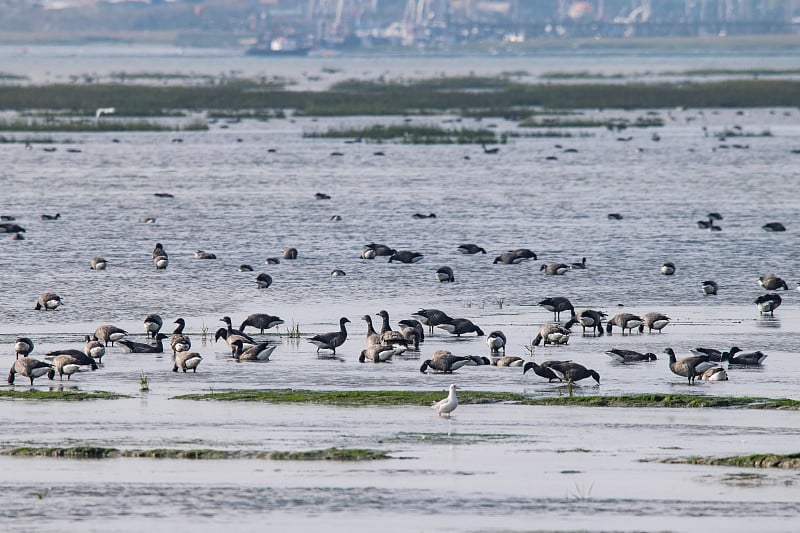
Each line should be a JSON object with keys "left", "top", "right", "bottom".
{"left": 523, "top": 394, "right": 800, "bottom": 409}
{"left": 661, "top": 453, "right": 800, "bottom": 469}
{"left": 174, "top": 389, "right": 529, "bottom": 405}
{"left": 0, "top": 390, "right": 124, "bottom": 401}
{"left": 269, "top": 448, "right": 388, "bottom": 461}
{"left": 4, "top": 446, "right": 389, "bottom": 461}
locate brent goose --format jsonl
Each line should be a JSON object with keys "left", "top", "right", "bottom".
{"left": 331, "top": 269, "right": 346, "bottom": 276}
{"left": 35, "top": 292, "right": 62, "bottom": 311}
{"left": 420, "top": 350, "right": 472, "bottom": 374}
{"left": 48, "top": 354, "right": 83, "bottom": 380}
{"left": 375, "top": 310, "right": 409, "bottom": 351}
{"left": 605, "top": 313, "right": 643, "bottom": 335}
{"left": 763, "top": 222, "right": 786, "bottom": 232}
{"left": 231, "top": 340, "right": 276, "bottom": 362}
{"left": 359, "top": 345, "right": 395, "bottom": 363}
{"left": 118, "top": 333, "right": 168, "bottom": 354}
{"left": 435, "top": 266, "right": 454, "bottom": 282}
{"left": 361, "top": 314, "right": 382, "bottom": 347}
{"left": 90, "top": 257, "right": 108, "bottom": 270}
{"left": 564, "top": 309, "right": 606, "bottom": 336}
{"left": 153, "top": 243, "right": 168, "bottom": 270}
{"left": 238, "top": 264, "right": 254, "bottom": 272}
{"left": 389, "top": 250, "right": 423, "bottom": 264}
{"left": 431, "top": 384, "right": 459, "bottom": 417}
{"left": 758, "top": 275, "right": 789, "bottom": 291}
{"left": 45, "top": 348, "right": 98, "bottom": 370}
{"left": 605, "top": 349, "right": 657, "bottom": 363}
{"left": 541, "top": 263, "right": 569, "bottom": 275}
{"left": 170, "top": 318, "right": 191, "bottom": 355}
{"left": 607, "top": 213, "right": 623, "bottom": 220}
{"left": 194, "top": 250, "right": 217, "bottom": 259}
{"left": 8, "top": 358, "right": 53, "bottom": 385}
{"left": 144, "top": 314, "right": 163, "bottom": 339}
{"left": 724, "top": 347, "right": 768, "bottom": 366}
{"left": 94, "top": 325, "right": 127, "bottom": 346}
{"left": 538, "top": 297, "right": 574, "bottom": 322}
{"left": 755, "top": 293, "right": 782, "bottom": 315}
{"left": 14, "top": 337, "right": 34, "bottom": 359}
{"left": 522, "top": 360, "right": 567, "bottom": 382}
{"left": 363, "top": 243, "right": 396, "bottom": 256}
{"left": 265, "top": 257, "right": 281, "bottom": 265}
{"left": 532, "top": 323, "right": 571, "bottom": 346}
{"left": 665, "top": 348, "right": 715, "bottom": 384}
{"left": 493, "top": 356, "right": 524, "bottom": 367}
{"left": 493, "top": 252, "right": 524, "bottom": 265}
{"left": 571, "top": 257, "right": 587, "bottom": 269}
{"left": 315, "top": 193, "right": 331, "bottom": 200}
{"left": 239, "top": 313, "right": 284, "bottom": 334}
{"left": 173, "top": 352, "right": 203, "bottom": 372}
{"left": 701, "top": 280, "right": 718, "bottom": 295}
{"left": 640, "top": 312, "right": 671, "bottom": 334}
{"left": 256, "top": 273, "right": 273, "bottom": 289}
{"left": 41, "top": 213, "right": 61, "bottom": 220}
{"left": 545, "top": 361, "right": 600, "bottom": 384}
{"left": 661, "top": 262, "right": 676, "bottom": 275}
{"left": 360, "top": 248, "right": 377, "bottom": 259}
{"left": 397, "top": 319, "right": 424, "bottom": 348}
{"left": 700, "top": 367, "right": 728, "bottom": 381}
{"left": 83, "top": 336, "right": 105, "bottom": 363}
{"left": 308, "top": 317, "right": 349, "bottom": 354}
{"left": 283, "top": 247, "right": 298, "bottom": 260}
{"left": 457, "top": 244, "right": 486, "bottom": 254}
{"left": 511, "top": 248, "right": 537, "bottom": 261}
{"left": 412, "top": 213, "right": 436, "bottom": 219}
{"left": 437, "top": 317, "right": 484, "bottom": 337}
{"left": 486, "top": 330, "right": 506, "bottom": 354}
{"left": 412, "top": 308, "right": 454, "bottom": 334}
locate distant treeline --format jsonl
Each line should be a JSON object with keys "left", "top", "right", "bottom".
{"left": 1, "top": 78, "right": 798, "bottom": 116}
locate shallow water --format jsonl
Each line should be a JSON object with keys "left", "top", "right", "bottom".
{"left": 2, "top": 50, "right": 800, "bottom": 531}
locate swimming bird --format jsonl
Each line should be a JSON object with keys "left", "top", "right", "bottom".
{"left": 701, "top": 280, "right": 718, "bottom": 295}
{"left": 493, "top": 356, "right": 524, "bottom": 367}
{"left": 363, "top": 243, "right": 396, "bottom": 257}
{"left": 144, "top": 314, "right": 163, "bottom": 339}
{"left": 661, "top": 262, "right": 676, "bottom": 275}
{"left": 315, "top": 193, "right": 331, "bottom": 200}
{"left": 170, "top": 318, "right": 192, "bottom": 355}
{"left": 308, "top": 317, "right": 350, "bottom": 355}
{"left": 283, "top": 247, "right": 298, "bottom": 260}
{"left": 493, "top": 252, "right": 525, "bottom": 264}
{"left": 359, "top": 345, "right": 396, "bottom": 363}
{"left": 762, "top": 222, "right": 786, "bottom": 232}
{"left": 697, "top": 213, "right": 722, "bottom": 230}
{"left": 41, "top": 213, "right": 61, "bottom": 221}
{"left": 173, "top": 352, "right": 203, "bottom": 372}
{"left": 94, "top": 324, "right": 127, "bottom": 346}
{"left": 607, "top": 213, "right": 623, "bottom": 220}
{"left": 47, "top": 355, "right": 84, "bottom": 380}
{"left": 640, "top": 312, "right": 670, "bottom": 334}
{"left": 486, "top": 330, "right": 506, "bottom": 354}
{"left": 329, "top": 215, "right": 342, "bottom": 221}
{"left": 723, "top": 347, "right": 768, "bottom": 366}
{"left": 331, "top": 269, "right": 346, "bottom": 277}
{"left": 118, "top": 333, "right": 168, "bottom": 354}
{"left": 412, "top": 309, "right": 454, "bottom": 334}
{"left": 437, "top": 318, "right": 484, "bottom": 337}
{"left": 412, "top": 213, "right": 436, "bottom": 219}
{"left": 89, "top": 257, "right": 108, "bottom": 270}
{"left": 564, "top": 309, "right": 606, "bottom": 336}
{"left": 34, "top": 292, "right": 62, "bottom": 311}
{"left": 522, "top": 360, "right": 567, "bottom": 382}
{"left": 541, "top": 263, "right": 569, "bottom": 276}
{"left": 431, "top": 384, "right": 460, "bottom": 417}
{"left": 436, "top": 266, "right": 454, "bottom": 282}
{"left": 194, "top": 250, "right": 217, "bottom": 259}
{"left": 265, "top": 257, "right": 281, "bottom": 265}
{"left": 0, "top": 222, "right": 25, "bottom": 234}
{"left": 256, "top": 273, "right": 273, "bottom": 289}
{"left": 14, "top": 337, "right": 34, "bottom": 359}
{"left": 83, "top": 335, "right": 105, "bottom": 363}
{"left": 755, "top": 293, "right": 782, "bottom": 315}
{"left": 605, "top": 349, "right": 657, "bottom": 363}
{"left": 538, "top": 297, "right": 574, "bottom": 322}
{"left": 239, "top": 313, "right": 284, "bottom": 334}
{"left": 389, "top": 250, "right": 423, "bottom": 264}
{"left": 239, "top": 264, "right": 254, "bottom": 272}
{"left": 360, "top": 248, "right": 376, "bottom": 259}
{"left": 532, "top": 323, "right": 571, "bottom": 346}
{"left": 545, "top": 361, "right": 600, "bottom": 384}
{"left": 571, "top": 257, "right": 587, "bottom": 269}
{"left": 605, "top": 313, "right": 643, "bottom": 335}
{"left": 759, "top": 274, "right": 789, "bottom": 291}
{"left": 139, "top": 217, "right": 156, "bottom": 224}
{"left": 481, "top": 143, "right": 499, "bottom": 155}
{"left": 420, "top": 350, "right": 473, "bottom": 374}
{"left": 511, "top": 248, "right": 537, "bottom": 261}
{"left": 8, "top": 357, "right": 53, "bottom": 385}
{"left": 457, "top": 244, "right": 486, "bottom": 254}
{"left": 231, "top": 340, "right": 276, "bottom": 362}
{"left": 700, "top": 367, "right": 728, "bottom": 381}
{"left": 153, "top": 243, "right": 168, "bottom": 270}
{"left": 664, "top": 348, "right": 715, "bottom": 384}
